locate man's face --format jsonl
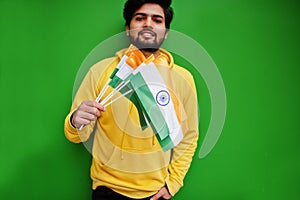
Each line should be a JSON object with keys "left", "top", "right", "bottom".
{"left": 126, "top": 3, "right": 168, "bottom": 52}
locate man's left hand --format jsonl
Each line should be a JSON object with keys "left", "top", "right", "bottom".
{"left": 150, "top": 186, "right": 172, "bottom": 200}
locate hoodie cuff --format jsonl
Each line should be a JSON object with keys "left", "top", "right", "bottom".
{"left": 65, "top": 112, "right": 77, "bottom": 131}
{"left": 64, "top": 111, "right": 83, "bottom": 143}
{"left": 165, "top": 175, "right": 183, "bottom": 196}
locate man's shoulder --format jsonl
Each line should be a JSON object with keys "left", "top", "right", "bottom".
{"left": 172, "top": 63, "right": 194, "bottom": 80}
{"left": 89, "top": 48, "right": 127, "bottom": 74}
{"left": 90, "top": 56, "right": 119, "bottom": 72}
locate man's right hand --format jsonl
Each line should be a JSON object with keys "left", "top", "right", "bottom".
{"left": 71, "top": 100, "right": 106, "bottom": 129}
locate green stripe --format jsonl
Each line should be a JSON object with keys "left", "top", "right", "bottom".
{"left": 109, "top": 75, "right": 122, "bottom": 88}
{"left": 156, "top": 135, "right": 174, "bottom": 152}
{"left": 129, "top": 93, "right": 148, "bottom": 130}
{"left": 119, "top": 85, "right": 148, "bottom": 129}
{"left": 109, "top": 68, "right": 119, "bottom": 79}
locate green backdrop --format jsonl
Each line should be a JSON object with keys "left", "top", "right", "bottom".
{"left": 0, "top": 0, "right": 299, "bottom": 199}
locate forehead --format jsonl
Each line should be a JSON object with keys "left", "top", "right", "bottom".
{"left": 133, "top": 3, "right": 165, "bottom": 18}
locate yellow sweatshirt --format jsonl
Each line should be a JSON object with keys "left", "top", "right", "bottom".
{"left": 64, "top": 46, "right": 199, "bottom": 198}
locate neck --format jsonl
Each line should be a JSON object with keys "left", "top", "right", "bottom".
{"left": 140, "top": 49, "right": 160, "bottom": 58}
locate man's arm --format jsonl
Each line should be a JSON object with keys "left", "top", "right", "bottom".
{"left": 64, "top": 57, "right": 116, "bottom": 143}
{"left": 64, "top": 69, "right": 103, "bottom": 143}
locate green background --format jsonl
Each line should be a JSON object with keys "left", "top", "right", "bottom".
{"left": 0, "top": 0, "right": 299, "bottom": 199}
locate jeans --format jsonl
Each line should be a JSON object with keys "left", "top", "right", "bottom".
{"left": 92, "top": 186, "right": 168, "bottom": 200}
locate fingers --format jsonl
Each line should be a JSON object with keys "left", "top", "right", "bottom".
{"left": 72, "top": 100, "right": 105, "bottom": 128}
{"left": 150, "top": 190, "right": 163, "bottom": 200}
{"left": 150, "top": 187, "right": 172, "bottom": 200}
{"left": 85, "top": 100, "right": 106, "bottom": 112}
{"left": 82, "top": 100, "right": 105, "bottom": 113}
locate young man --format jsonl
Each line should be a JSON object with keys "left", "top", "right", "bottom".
{"left": 64, "top": 0, "right": 198, "bottom": 199}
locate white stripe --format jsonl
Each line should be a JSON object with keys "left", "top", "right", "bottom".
{"left": 116, "top": 55, "right": 128, "bottom": 70}
{"left": 115, "top": 63, "right": 134, "bottom": 80}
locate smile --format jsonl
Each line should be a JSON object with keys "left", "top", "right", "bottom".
{"left": 139, "top": 30, "right": 156, "bottom": 39}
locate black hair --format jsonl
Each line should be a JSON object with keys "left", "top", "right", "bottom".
{"left": 123, "top": 0, "right": 174, "bottom": 29}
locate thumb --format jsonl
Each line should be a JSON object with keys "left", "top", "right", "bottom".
{"left": 150, "top": 190, "right": 164, "bottom": 200}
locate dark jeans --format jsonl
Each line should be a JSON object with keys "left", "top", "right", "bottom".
{"left": 92, "top": 186, "right": 168, "bottom": 200}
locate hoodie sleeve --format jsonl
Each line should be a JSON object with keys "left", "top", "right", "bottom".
{"left": 64, "top": 57, "right": 116, "bottom": 143}
{"left": 165, "top": 67, "right": 199, "bottom": 196}
{"left": 64, "top": 68, "right": 100, "bottom": 143}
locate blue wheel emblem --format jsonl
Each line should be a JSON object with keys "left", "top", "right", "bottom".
{"left": 156, "top": 90, "right": 170, "bottom": 106}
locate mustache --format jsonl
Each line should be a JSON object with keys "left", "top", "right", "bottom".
{"left": 138, "top": 29, "right": 157, "bottom": 37}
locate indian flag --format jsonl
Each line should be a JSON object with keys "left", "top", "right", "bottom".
{"left": 107, "top": 49, "right": 150, "bottom": 129}
{"left": 109, "top": 45, "right": 150, "bottom": 87}
{"left": 125, "top": 62, "right": 184, "bottom": 151}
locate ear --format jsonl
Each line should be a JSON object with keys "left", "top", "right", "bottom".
{"left": 164, "top": 29, "right": 169, "bottom": 39}
{"left": 126, "top": 25, "right": 129, "bottom": 36}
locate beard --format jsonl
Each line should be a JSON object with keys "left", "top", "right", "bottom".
{"left": 128, "top": 28, "right": 166, "bottom": 52}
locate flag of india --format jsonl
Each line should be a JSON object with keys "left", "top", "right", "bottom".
{"left": 108, "top": 51, "right": 149, "bottom": 129}
{"left": 126, "top": 62, "right": 184, "bottom": 151}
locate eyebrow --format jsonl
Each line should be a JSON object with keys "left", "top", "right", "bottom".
{"left": 134, "top": 12, "right": 164, "bottom": 19}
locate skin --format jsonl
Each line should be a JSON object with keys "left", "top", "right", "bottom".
{"left": 71, "top": 100, "right": 105, "bottom": 128}
{"left": 72, "top": 3, "right": 171, "bottom": 200}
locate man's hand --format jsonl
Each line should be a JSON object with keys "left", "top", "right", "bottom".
{"left": 71, "top": 100, "right": 105, "bottom": 129}
{"left": 150, "top": 186, "right": 172, "bottom": 200}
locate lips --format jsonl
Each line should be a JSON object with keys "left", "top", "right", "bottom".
{"left": 142, "top": 32, "right": 153, "bottom": 37}
{"left": 138, "top": 30, "right": 156, "bottom": 38}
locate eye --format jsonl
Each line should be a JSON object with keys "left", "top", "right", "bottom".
{"left": 153, "top": 18, "right": 163, "bottom": 24}
{"left": 135, "top": 16, "right": 144, "bottom": 21}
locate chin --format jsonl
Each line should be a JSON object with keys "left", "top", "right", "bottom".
{"left": 134, "top": 42, "right": 161, "bottom": 52}
{"left": 138, "top": 47, "right": 159, "bottom": 52}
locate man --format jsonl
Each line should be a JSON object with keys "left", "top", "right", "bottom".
{"left": 64, "top": 0, "right": 198, "bottom": 199}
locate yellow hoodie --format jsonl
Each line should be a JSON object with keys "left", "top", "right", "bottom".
{"left": 64, "top": 46, "right": 198, "bottom": 198}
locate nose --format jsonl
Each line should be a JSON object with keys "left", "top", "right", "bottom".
{"left": 143, "top": 16, "right": 152, "bottom": 28}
